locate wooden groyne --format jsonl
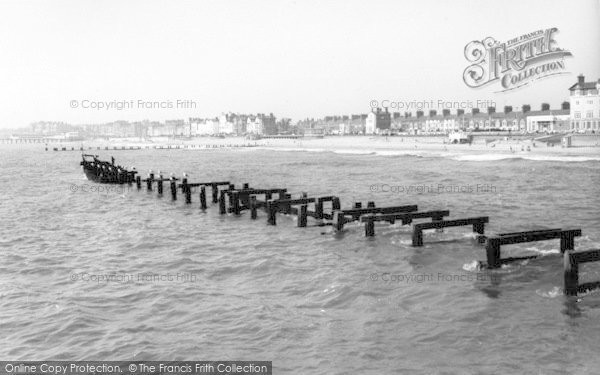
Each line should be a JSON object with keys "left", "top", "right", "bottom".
{"left": 94, "top": 157, "right": 598, "bottom": 297}
{"left": 49, "top": 143, "right": 258, "bottom": 151}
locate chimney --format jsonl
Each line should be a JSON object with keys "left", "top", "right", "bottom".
{"left": 457, "top": 109, "right": 465, "bottom": 116}
{"left": 578, "top": 74, "right": 585, "bottom": 86}
{"left": 442, "top": 109, "right": 450, "bottom": 116}
{"left": 429, "top": 110, "right": 437, "bottom": 117}
{"left": 416, "top": 111, "right": 424, "bottom": 118}
{"left": 384, "top": 107, "right": 389, "bottom": 113}
{"left": 472, "top": 108, "right": 480, "bottom": 115}
{"left": 376, "top": 108, "right": 381, "bottom": 113}
{"left": 404, "top": 112, "right": 410, "bottom": 118}
{"left": 522, "top": 105, "right": 531, "bottom": 113}
{"left": 541, "top": 103, "right": 550, "bottom": 111}
{"left": 562, "top": 101, "right": 570, "bottom": 110}
{"left": 487, "top": 107, "right": 495, "bottom": 114}
{"left": 504, "top": 106, "right": 513, "bottom": 114}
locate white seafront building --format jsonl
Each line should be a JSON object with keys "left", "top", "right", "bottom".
{"left": 246, "top": 116, "right": 264, "bottom": 135}
{"left": 569, "top": 74, "right": 600, "bottom": 133}
{"left": 189, "top": 118, "right": 219, "bottom": 136}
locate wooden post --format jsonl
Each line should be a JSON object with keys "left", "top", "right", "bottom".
{"left": 367, "top": 201, "right": 375, "bottom": 208}
{"left": 298, "top": 204, "right": 308, "bottom": 227}
{"left": 332, "top": 197, "right": 341, "bottom": 211}
{"left": 560, "top": 231, "right": 575, "bottom": 253}
{"left": 228, "top": 184, "right": 235, "bottom": 206}
{"left": 473, "top": 222, "right": 485, "bottom": 235}
{"left": 352, "top": 202, "right": 362, "bottom": 220}
{"left": 265, "top": 192, "right": 272, "bottom": 201}
{"left": 199, "top": 186, "right": 207, "bottom": 209}
{"left": 333, "top": 210, "right": 344, "bottom": 231}
{"left": 412, "top": 227, "right": 423, "bottom": 246}
{"left": 315, "top": 199, "right": 323, "bottom": 219}
{"left": 278, "top": 190, "right": 286, "bottom": 200}
{"left": 267, "top": 201, "right": 277, "bottom": 225}
{"left": 365, "top": 214, "right": 375, "bottom": 237}
{"left": 146, "top": 171, "right": 153, "bottom": 191}
{"left": 232, "top": 191, "right": 241, "bottom": 215}
{"left": 211, "top": 184, "right": 219, "bottom": 203}
{"left": 170, "top": 175, "right": 177, "bottom": 201}
{"left": 136, "top": 176, "right": 141, "bottom": 190}
{"left": 283, "top": 193, "right": 292, "bottom": 214}
{"left": 240, "top": 183, "right": 250, "bottom": 206}
{"left": 250, "top": 196, "right": 257, "bottom": 220}
{"left": 157, "top": 173, "right": 163, "bottom": 195}
{"left": 485, "top": 238, "right": 501, "bottom": 269}
{"left": 219, "top": 190, "right": 227, "bottom": 214}
{"left": 183, "top": 175, "right": 191, "bottom": 204}
{"left": 563, "top": 250, "right": 578, "bottom": 296}
{"left": 433, "top": 212, "right": 443, "bottom": 233}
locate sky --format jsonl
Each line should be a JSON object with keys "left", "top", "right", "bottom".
{"left": 0, "top": 0, "right": 599, "bottom": 128}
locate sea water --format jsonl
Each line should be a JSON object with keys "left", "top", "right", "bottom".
{"left": 1, "top": 144, "right": 599, "bottom": 374}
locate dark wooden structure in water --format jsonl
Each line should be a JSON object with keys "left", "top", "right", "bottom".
{"left": 80, "top": 156, "right": 599, "bottom": 297}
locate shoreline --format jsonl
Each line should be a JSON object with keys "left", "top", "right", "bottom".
{"left": 3, "top": 135, "right": 600, "bottom": 159}
{"left": 257, "top": 135, "right": 600, "bottom": 158}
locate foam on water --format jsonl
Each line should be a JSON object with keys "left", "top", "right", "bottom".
{"left": 452, "top": 153, "right": 600, "bottom": 162}
{"left": 462, "top": 260, "right": 481, "bottom": 272}
{"left": 535, "top": 286, "right": 564, "bottom": 298}
{"left": 251, "top": 145, "right": 600, "bottom": 163}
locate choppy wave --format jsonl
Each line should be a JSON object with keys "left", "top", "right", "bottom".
{"left": 250, "top": 146, "right": 600, "bottom": 163}
{"left": 452, "top": 154, "right": 600, "bottom": 162}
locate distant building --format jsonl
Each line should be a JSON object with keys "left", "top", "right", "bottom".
{"left": 190, "top": 118, "right": 219, "bottom": 135}
{"left": 261, "top": 113, "right": 277, "bottom": 135}
{"left": 246, "top": 115, "right": 263, "bottom": 135}
{"left": 366, "top": 108, "right": 391, "bottom": 134}
{"left": 218, "top": 114, "right": 235, "bottom": 135}
{"left": 569, "top": 74, "right": 600, "bottom": 132}
{"left": 397, "top": 106, "right": 532, "bottom": 134}
{"left": 526, "top": 102, "right": 570, "bottom": 133}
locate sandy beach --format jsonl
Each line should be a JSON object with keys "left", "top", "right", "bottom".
{"left": 256, "top": 135, "right": 600, "bottom": 161}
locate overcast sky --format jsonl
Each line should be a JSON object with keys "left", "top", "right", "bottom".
{"left": 0, "top": 0, "right": 598, "bottom": 128}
